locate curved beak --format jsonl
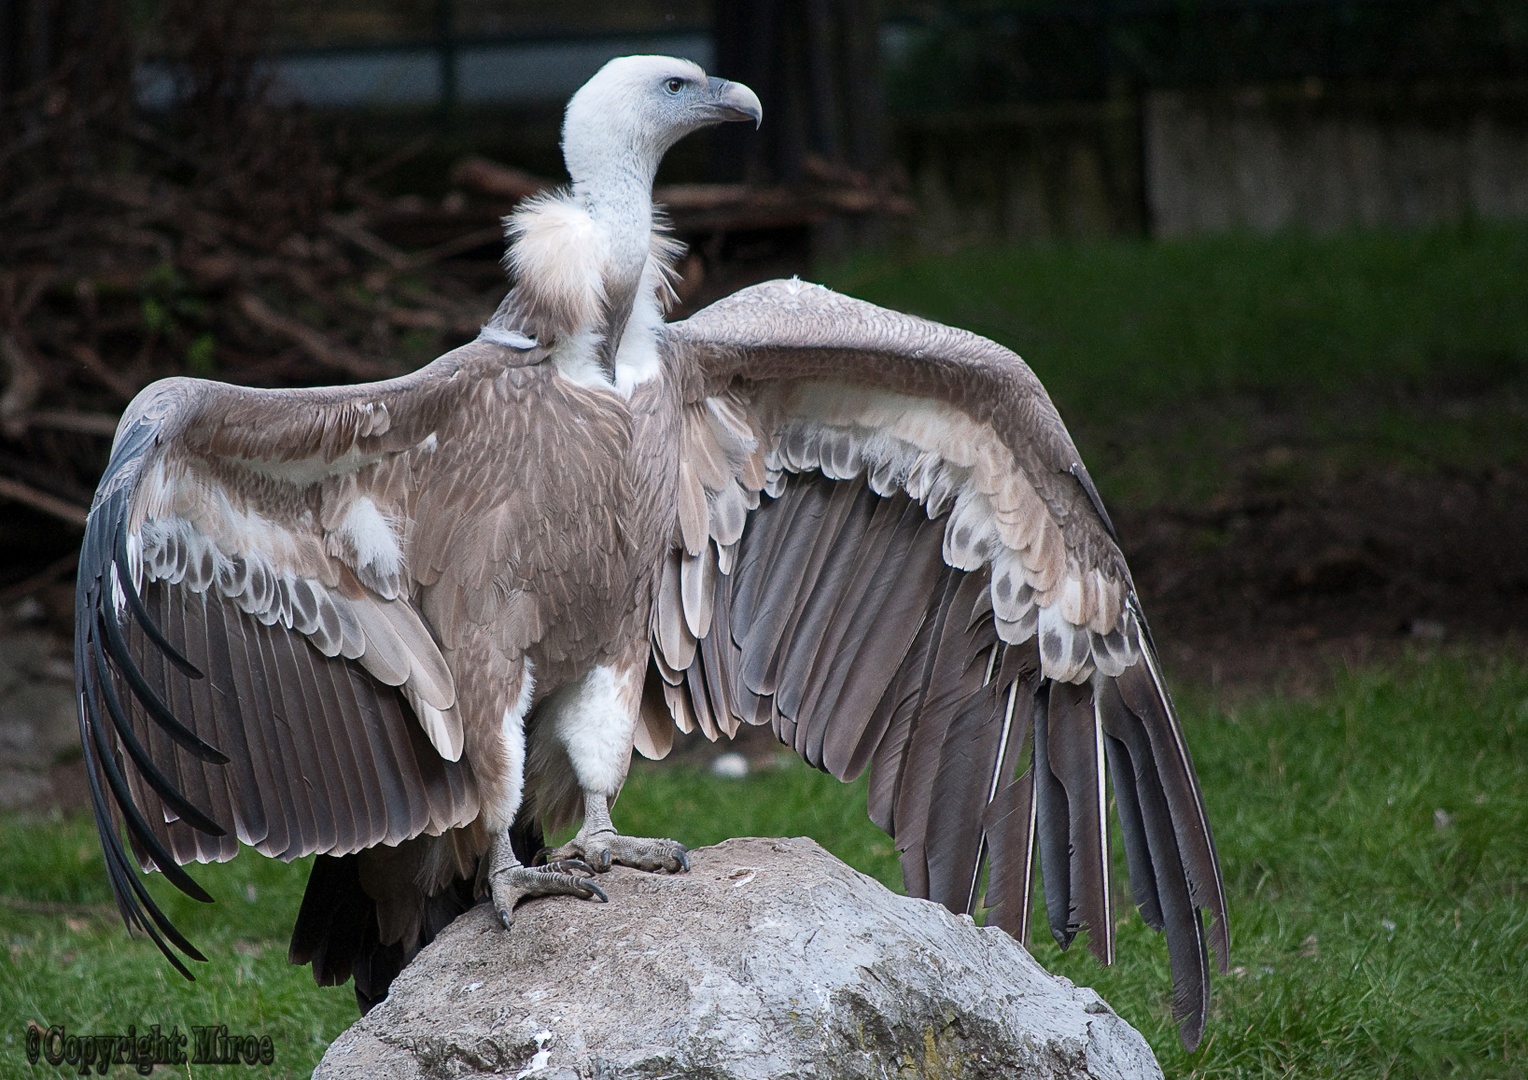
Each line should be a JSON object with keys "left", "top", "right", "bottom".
{"left": 706, "top": 77, "right": 763, "bottom": 128}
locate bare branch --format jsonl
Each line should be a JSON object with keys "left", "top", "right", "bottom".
{"left": 25, "top": 409, "right": 121, "bottom": 436}
{"left": 68, "top": 342, "right": 138, "bottom": 403}
{"left": 0, "top": 331, "right": 44, "bottom": 438}
{"left": 0, "top": 476, "right": 89, "bottom": 527}
{"left": 323, "top": 212, "right": 411, "bottom": 271}
{"left": 236, "top": 293, "right": 392, "bottom": 380}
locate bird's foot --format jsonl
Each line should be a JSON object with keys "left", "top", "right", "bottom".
{"left": 539, "top": 828, "right": 689, "bottom": 874}
{"left": 488, "top": 859, "right": 606, "bottom": 930}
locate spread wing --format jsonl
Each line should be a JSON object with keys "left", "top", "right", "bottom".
{"left": 72, "top": 336, "right": 543, "bottom": 978}
{"left": 653, "top": 279, "right": 1228, "bottom": 1049}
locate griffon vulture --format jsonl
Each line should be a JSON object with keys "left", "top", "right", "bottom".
{"left": 74, "top": 55, "right": 1228, "bottom": 1048}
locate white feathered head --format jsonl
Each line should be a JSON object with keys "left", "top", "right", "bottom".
{"left": 561, "top": 55, "right": 761, "bottom": 187}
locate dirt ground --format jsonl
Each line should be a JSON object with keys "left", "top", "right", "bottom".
{"left": 1118, "top": 443, "right": 1528, "bottom": 696}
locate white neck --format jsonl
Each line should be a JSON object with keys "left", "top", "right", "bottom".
{"left": 566, "top": 142, "right": 660, "bottom": 293}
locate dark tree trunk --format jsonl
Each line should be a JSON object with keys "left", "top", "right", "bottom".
{"left": 0, "top": 0, "right": 133, "bottom": 176}
{"left": 710, "top": 0, "right": 886, "bottom": 184}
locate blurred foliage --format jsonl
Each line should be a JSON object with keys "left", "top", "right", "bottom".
{"left": 252, "top": 0, "right": 711, "bottom": 50}
{"left": 883, "top": 0, "right": 1528, "bottom": 111}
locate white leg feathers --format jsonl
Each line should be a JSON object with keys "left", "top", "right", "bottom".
{"left": 540, "top": 664, "right": 641, "bottom": 798}
{"left": 487, "top": 658, "right": 536, "bottom": 832}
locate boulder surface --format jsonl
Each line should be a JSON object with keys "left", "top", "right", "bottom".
{"left": 313, "top": 836, "right": 1162, "bottom": 1080}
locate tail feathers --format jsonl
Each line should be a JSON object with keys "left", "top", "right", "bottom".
{"left": 289, "top": 851, "right": 477, "bottom": 1014}
{"left": 353, "top": 940, "right": 407, "bottom": 1016}
{"left": 288, "top": 853, "right": 369, "bottom": 989}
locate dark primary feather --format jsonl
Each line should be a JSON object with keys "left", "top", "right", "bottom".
{"left": 1030, "top": 690, "right": 1075, "bottom": 949}
{"left": 1115, "top": 652, "right": 1230, "bottom": 966}
{"left": 98, "top": 569, "right": 225, "bottom": 765}
{"left": 921, "top": 672, "right": 1007, "bottom": 915}
{"left": 1102, "top": 660, "right": 1221, "bottom": 1046}
{"left": 1098, "top": 679, "right": 1164, "bottom": 931}
{"left": 1053, "top": 678, "right": 1116, "bottom": 963}
{"left": 979, "top": 678, "right": 1039, "bottom": 943}
{"left": 113, "top": 522, "right": 203, "bottom": 680}
{"left": 88, "top": 638, "right": 221, "bottom": 836}
{"left": 151, "top": 584, "right": 237, "bottom": 862}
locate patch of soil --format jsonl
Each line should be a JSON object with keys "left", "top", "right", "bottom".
{"left": 1117, "top": 455, "right": 1528, "bottom": 694}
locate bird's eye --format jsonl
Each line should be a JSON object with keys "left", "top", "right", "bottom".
{"left": 665, "top": 78, "right": 684, "bottom": 94}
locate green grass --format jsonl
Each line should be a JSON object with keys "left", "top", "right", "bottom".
{"left": 0, "top": 824, "right": 360, "bottom": 1077}
{"left": 1038, "top": 648, "right": 1528, "bottom": 1078}
{"left": 826, "top": 223, "right": 1528, "bottom": 414}
{"left": 824, "top": 223, "right": 1528, "bottom": 508}
{"left": 3, "top": 650, "right": 1524, "bottom": 1078}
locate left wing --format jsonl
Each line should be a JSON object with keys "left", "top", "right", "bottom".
{"left": 651, "top": 279, "right": 1227, "bottom": 1049}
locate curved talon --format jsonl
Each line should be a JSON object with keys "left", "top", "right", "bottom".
{"left": 543, "top": 857, "right": 597, "bottom": 876}
{"left": 675, "top": 847, "right": 691, "bottom": 872}
{"left": 488, "top": 860, "right": 609, "bottom": 929}
{"left": 544, "top": 871, "right": 606, "bottom": 902}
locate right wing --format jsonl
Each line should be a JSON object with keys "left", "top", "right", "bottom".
{"left": 72, "top": 337, "right": 539, "bottom": 976}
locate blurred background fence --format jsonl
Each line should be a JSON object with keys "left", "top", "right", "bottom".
{"left": 9, "top": 0, "right": 1527, "bottom": 238}
{"left": 890, "top": 0, "right": 1528, "bottom": 241}
{"left": 8, "top": 0, "right": 1527, "bottom": 240}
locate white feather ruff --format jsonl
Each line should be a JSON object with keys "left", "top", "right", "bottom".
{"left": 504, "top": 193, "right": 609, "bottom": 336}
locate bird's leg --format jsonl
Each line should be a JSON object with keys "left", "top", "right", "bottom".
{"left": 539, "top": 789, "right": 689, "bottom": 874}
{"left": 483, "top": 829, "right": 607, "bottom": 930}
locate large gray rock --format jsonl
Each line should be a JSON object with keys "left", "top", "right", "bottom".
{"left": 314, "top": 836, "right": 1162, "bottom": 1080}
